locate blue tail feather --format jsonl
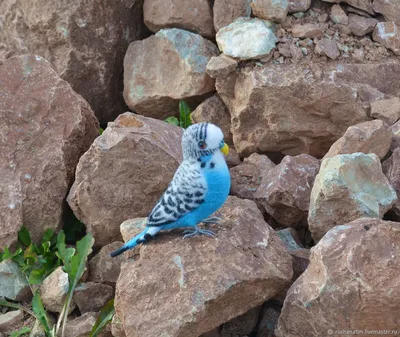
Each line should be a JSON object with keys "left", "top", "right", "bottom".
{"left": 109, "top": 229, "right": 148, "bottom": 258}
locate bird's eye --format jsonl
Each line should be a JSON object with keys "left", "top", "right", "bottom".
{"left": 219, "top": 140, "right": 224, "bottom": 148}
{"left": 198, "top": 141, "right": 207, "bottom": 149}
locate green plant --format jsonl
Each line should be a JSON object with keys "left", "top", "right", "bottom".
{"left": 165, "top": 100, "right": 193, "bottom": 129}
{"left": 89, "top": 299, "right": 115, "bottom": 337}
{"left": 9, "top": 326, "right": 31, "bottom": 337}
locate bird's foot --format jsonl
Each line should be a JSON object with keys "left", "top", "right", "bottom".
{"left": 202, "top": 216, "right": 221, "bottom": 224}
{"left": 182, "top": 226, "right": 216, "bottom": 239}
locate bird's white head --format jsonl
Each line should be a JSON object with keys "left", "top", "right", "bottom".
{"left": 182, "top": 123, "right": 229, "bottom": 161}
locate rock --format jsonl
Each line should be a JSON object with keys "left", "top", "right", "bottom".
{"left": 0, "top": 260, "right": 31, "bottom": 301}
{"left": 111, "top": 315, "right": 126, "bottom": 337}
{"left": 225, "top": 148, "right": 242, "bottom": 168}
{"left": 123, "top": 29, "right": 218, "bottom": 119}
{"left": 40, "top": 267, "right": 75, "bottom": 313}
{"left": 89, "top": 242, "right": 128, "bottom": 285}
{"left": 67, "top": 113, "right": 183, "bottom": 247}
{"left": 348, "top": 13, "right": 378, "bottom": 36}
{"left": 322, "top": 0, "right": 374, "bottom": 15}
{"left": 213, "top": 0, "right": 252, "bottom": 32}
{"left": 315, "top": 38, "right": 340, "bottom": 60}
{"left": 389, "top": 120, "right": 400, "bottom": 151}
{"left": 216, "top": 18, "right": 277, "bottom": 60}
{"left": 288, "top": 0, "right": 311, "bottom": 13}
{"left": 230, "top": 153, "right": 276, "bottom": 201}
{"left": 275, "top": 218, "right": 400, "bottom": 337}
{"left": 0, "top": 310, "right": 24, "bottom": 332}
{"left": 206, "top": 55, "right": 238, "bottom": 78}
{"left": 143, "top": 0, "right": 214, "bottom": 38}
{"left": 0, "top": 55, "right": 99, "bottom": 247}
{"left": 382, "top": 148, "right": 400, "bottom": 218}
{"left": 278, "top": 43, "right": 291, "bottom": 58}
{"left": 256, "top": 302, "right": 281, "bottom": 337}
{"left": 352, "top": 48, "right": 365, "bottom": 62}
{"left": 371, "top": 97, "right": 400, "bottom": 125}
{"left": 251, "top": 0, "right": 289, "bottom": 23}
{"left": 216, "top": 61, "right": 400, "bottom": 158}
{"left": 292, "top": 23, "right": 324, "bottom": 38}
{"left": 323, "top": 120, "right": 392, "bottom": 160}
{"left": 256, "top": 154, "right": 320, "bottom": 227}
{"left": 120, "top": 219, "right": 147, "bottom": 243}
{"left": 191, "top": 95, "right": 233, "bottom": 145}
{"left": 373, "top": 0, "right": 400, "bottom": 26}
{"left": 0, "top": 0, "right": 145, "bottom": 123}
{"left": 220, "top": 306, "right": 261, "bottom": 336}
{"left": 373, "top": 22, "right": 400, "bottom": 56}
{"left": 308, "top": 153, "right": 397, "bottom": 242}
{"left": 115, "top": 196, "right": 293, "bottom": 337}
{"left": 73, "top": 282, "right": 114, "bottom": 314}
{"left": 64, "top": 312, "right": 112, "bottom": 337}
{"left": 330, "top": 5, "right": 348, "bottom": 25}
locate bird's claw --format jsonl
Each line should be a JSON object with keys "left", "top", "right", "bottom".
{"left": 202, "top": 216, "right": 221, "bottom": 224}
{"left": 182, "top": 227, "right": 216, "bottom": 239}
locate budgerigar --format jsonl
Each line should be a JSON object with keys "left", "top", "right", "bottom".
{"left": 110, "top": 122, "right": 231, "bottom": 257}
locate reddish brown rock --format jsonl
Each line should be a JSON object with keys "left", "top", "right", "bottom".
{"left": 323, "top": 120, "right": 392, "bottom": 160}
{"left": 348, "top": 13, "right": 378, "bottom": 36}
{"left": 0, "top": 0, "right": 145, "bottom": 123}
{"left": 315, "top": 38, "right": 340, "bottom": 60}
{"left": 0, "top": 310, "right": 24, "bottom": 333}
{"left": 276, "top": 218, "right": 400, "bottom": 337}
{"left": 308, "top": 153, "right": 397, "bottom": 242}
{"left": 257, "top": 302, "right": 281, "bottom": 337}
{"left": 67, "top": 113, "right": 183, "bottom": 247}
{"left": 111, "top": 315, "right": 126, "bottom": 337}
{"left": 251, "top": 0, "right": 289, "bottom": 23}
{"left": 65, "top": 312, "right": 112, "bottom": 337}
{"left": 382, "top": 148, "right": 400, "bottom": 219}
{"left": 213, "top": 0, "right": 252, "bottom": 32}
{"left": 288, "top": 0, "right": 311, "bottom": 13}
{"left": 225, "top": 148, "right": 242, "bottom": 168}
{"left": 206, "top": 55, "right": 238, "bottom": 78}
{"left": 292, "top": 23, "right": 324, "bottom": 38}
{"left": 220, "top": 306, "right": 261, "bottom": 336}
{"left": 191, "top": 95, "right": 233, "bottom": 145}
{"left": 373, "top": 22, "right": 400, "bottom": 56}
{"left": 73, "top": 282, "right": 114, "bottom": 314}
{"left": 0, "top": 55, "right": 99, "bottom": 246}
{"left": 123, "top": 29, "right": 218, "bottom": 119}
{"left": 373, "top": 0, "right": 400, "bottom": 26}
{"left": 230, "top": 153, "right": 276, "bottom": 201}
{"left": 389, "top": 120, "right": 400, "bottom": 151}
{"left": 115, "top": 197, "right": 293, "bottom": 337}
{"left": 256, "top": 155, "right": 320, "bottom": 227}
{"left": 143, "top": 0, "right": 214, "bottom": 38}
{"left": 322, "top": 0, "right": 374, "bottom": 14}
{"left": 371, "top": 97, "right": 400, "bottom": 125}
{"left": 330, "top": 5, "right": 348, "bottom": 25}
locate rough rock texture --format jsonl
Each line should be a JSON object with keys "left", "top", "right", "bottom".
{"left": 123, "top": 29, "right": 218, "bottom": 119}
{"left": 0, "top": 55, "right": 99, "bottom": 247}
{"left": 251, "top": 0, "right": 289, "bottom": 23}
{"left": 389, "top": 120, "right": 400, "bottom": 151}
{"left": 0, "top": 260, "right": 31, "bottom": 301}
{"left": 220, "top": 306, "right": 261, "bottom": 336}
{"left": 65, "top": 312, "right": 112, "bottom": 337}
{"left": 120, "top": 218, "right": 147, "bottom": 243}
{"left": 191, "top": 95, "right": 233, "bottom": 145}
{"left": 348, "top": 13, "right": 378, "bottom": 36}
{"left": 371, "top": 97, "right": 400, "bottom": 125}
{"left": 216, "top": 18, "right": 277, "bottom": 60}
{"left": 382, "top": 148, "right": 400, "bottom": 218}
{"left": 292, "top": 23, "right": 324, "bottom": 38}
{"left": 73, "top": 282, "right": 114, "bottom": 314}
{"left": 322, "top": 0, "right": 374, "bottom": 14}
{"left": 206, "top": 55, "right": 238, "bottom": 78}
{"left": 115, "top": 196, "right": 293, "bottom": 337}
{"left": 215, "top": 61, "right": 400, "bottom": 158}
{"left": 257, "top": 302, "right": 281, "bottom": 337}
{"left": 315, "top": 38, "right": 340, "bottom": 60}
{"left": 256, "top": 155, "right": 320, "bottom": 227}
{"left": 330, "top": 5, "right": 348, "bottom": 25}
{"left": 230, "top": 153, "right": 276, "bottom": 201}
{"left": 0, "top": 310, "right": 24, "bottom": 332}
{"left": 308, "top": 153, "right": 397, "bottom": 242}
{"left": 111, "top": 315, "right": 126, "bottom": 337}
{"left": 323, "top": 120, "right": 392, "bottom": 160}
{"left": 288, "top": 0, "right": 311, "bottom": 13}
{"left": 373, "top": 22, "right": 400, "bottom": 56}
{"left": 40, "top": 267, "right": 75, "bottom": 313}
{"left": 225, "top": 148, "right": 242, "bottom": 168}
{"left": 89, "top": 242, "right": 128, "bottom": 285}
{"left": 67, "top": 113, "right": 183, "bottom": 247}
{"left": 0, "top": 0, "right": 145, "bottom": 123}
{"left": 213, "top": 0, "right": 252, "bottom": 32}
{"left": 373, "top": 0, "right": 400, "bottom": 26}
{"left": 143, "top": 0, "right": 214, "bottom": 38}
{"left": 276, "top": 218, "right": 400, "bottom": 337}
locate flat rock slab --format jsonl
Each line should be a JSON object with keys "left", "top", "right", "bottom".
{"left": 68, "top": 112, "right": 183, "bottom": 247}
{"left": 276, "top": 218, "right": 400, "bottom": 337}
{"left": 115, "top": 196, "right": 293, "bottom": 337}
{"left": 0, "top": 55, "right": 98, "bottom": 246}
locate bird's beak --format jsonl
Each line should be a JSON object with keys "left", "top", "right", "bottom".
{"left": 220, "top": 143, "right": 229, "bottom": 156}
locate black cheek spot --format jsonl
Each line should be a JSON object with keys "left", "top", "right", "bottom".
{"left": 210, "top": 162, "right": 215, "bottom": 169}
{"left": 201, "top": 162, "right": 206, "bottom": 168}
{"left": 194, "top": 191, "right": 202, "bottom": 197}
{"left": 198, "top": 158, "right": 202, "bottom": 162}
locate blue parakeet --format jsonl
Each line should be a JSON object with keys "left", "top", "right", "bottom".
{"left": 110, "top": 122, "right": 231, "bottom": 257}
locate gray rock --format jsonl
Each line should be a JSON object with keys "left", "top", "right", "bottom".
{"left": 0, "top": 310, "right": 24, "bottom": 332}
{"left": 348, "top": 13, "right": 378, "bottom": 36}
{"left": 251, "top": 0, "right": 289, "bottom": 23}
{"left": 73, "top": 282, "right": 114, "bottom": 314}
{"left": 0, "top": 260, "right": 31, "bottom": 301}
{"left": 373, "top": 22, "right": 400, "bottom": 56}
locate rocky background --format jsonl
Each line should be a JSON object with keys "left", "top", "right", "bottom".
{"left": 1, "top": 0, "right": 400, "bottom": 336}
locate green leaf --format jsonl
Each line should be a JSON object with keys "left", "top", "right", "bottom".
{"left": 29, "top": 268, "right": 46, "bottom": 285}
{"left": 18, "top": 226, "right": 32, "bottom": 246}
{"left": 42, "top": 229, "right": 54, "bottom": 243}
{"left": 10, "top": 326, "right": 31, "bottom": 337}
{"left": 165, "top": 116, "right": 179, "bottom": 126}
{"left": 89, "top": 299, "right": 115, "bottom": 337}
{"left": 32, "top": 292, "right": 52, "bottom": 336}
{"left": 2, "top": 247, "right": 12, "bottom": 260}
{"left": 99, "top": 127, "right": 104, "bottom": 135}
{"left": 0, "top": 298, "right": 35, "bottom": 317}
{"left": 56, "top": 232, "right": 75, "bottom": 275}
{"left": 179, "top": 100, "right": 192, "bottom": 129}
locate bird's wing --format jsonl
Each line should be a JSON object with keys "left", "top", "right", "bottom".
{"left": 147, "top": 162, "right": 207, "bottom": 227}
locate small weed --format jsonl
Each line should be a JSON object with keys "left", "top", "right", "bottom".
{"left": 165, "top": 100, "right": 193, "bottom": 129}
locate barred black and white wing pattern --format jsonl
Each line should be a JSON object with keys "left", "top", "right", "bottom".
{"left": 147, "top": 161, "right": 207, "bottom": 227}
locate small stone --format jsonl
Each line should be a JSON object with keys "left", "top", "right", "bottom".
{"left": 389, "top": 120, "right": 400, "bottom": 151}
{"left": 251, "top": 0, "right": 289, "bottom": 23}
{"left": 278, "top": 43, "right": 292, "bottom": 57}
{"left": 216, "top": 18, "right": 277, "bottom": 60}
{"left": 373, "top": 0, "right": 400, "bottom": 27}
{"left": 288, "top": 0, "right": 311, "bottom": 13}
{"left": 64, "top": 312, "right": 112, "bottom": 337}
{"left": 225, "top": 148, "right": 242, "bottom": 168}
{"left": 292, "top": 23, "right": 324, "bottom": 38}
{"left": 0, "top": 310, "right": 24, "bottom": 332}
{"left": 348, "top": 13, "right": 378, "bottom": 36}
{"left": 315, "top": 38, "right": 340, "bottom": 60}
{"left": 206, "top": 55, "right": 238, "bottom": 78}
{"left": 221, "top": 306, "right": 261, "bottom": 336}
{"left": 0, "top": 260, "right": 31, "bottom": 302}
{"left": 73, "top": 282, "right": 114, "bottom": 314}
{"left": 290, "top": 44, "right": 303, "bottom": 61}
{"left": 319, "top": 13, "right": 329, "bottom": 22}
{"left": 352, "top": 48, "right": 365, "bottom": 61}
{"left": 330, "top": 5, "right": 348, "bottom": 25}
{"left": 371, "top": 98, "right": 400, "bottom": 125}
{"left": 322, "top": 0, "right": 374, "bottom": 14}
{"left": 120, "top": 218, "right": 147, "bottom": 244}
{"left": 213, "top": 0, "right": 252, "bottom": 32}
{"left": 373, "top": 22, "right": 400, "bottom": 56}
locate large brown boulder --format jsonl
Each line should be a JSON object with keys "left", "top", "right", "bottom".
{"left": 123, "top": 29, "right": 218, "bottom": 119}
{"left": 322, "top": 0, "right": 374, "bottom": 14}
{"left": 115, "top": 196, "right": 293, "bottom": 337}
{"left": 382, "top": 147, "right": 400, "bottom": 219}
{"left": 0, "top": 0, "right": 145, "bottom": 123}
{"left": 67, "top": 113, "right": 183, "bottom": 247}
{"left": 215, "top": 61, "right": 400, "bottom": 158}
{"left": 276, "top": 218, "right": 400, "bottom": 337}
{"left": 213, "top": 0, "right": 252, "bottom": 32}
{"left": 0, "top": 55, "right": 99, "bottom": 246}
